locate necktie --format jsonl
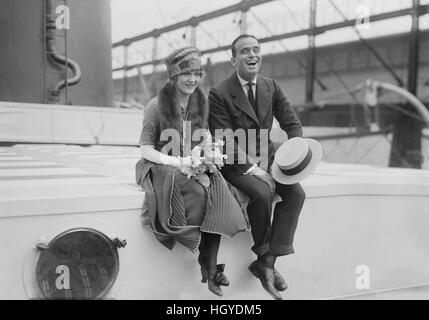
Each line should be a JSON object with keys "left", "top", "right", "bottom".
{"left": 247, "top": 82, "right": 257, "bottom": 113}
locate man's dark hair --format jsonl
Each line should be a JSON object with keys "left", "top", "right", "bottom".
{"left": 231, "top": 34, "right": 259, "bottom": 57}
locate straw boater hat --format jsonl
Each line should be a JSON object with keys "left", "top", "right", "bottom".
{"left": 270, "top": 137, "right": 323, "bottom": 185}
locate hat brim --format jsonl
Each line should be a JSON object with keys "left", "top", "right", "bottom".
{"left": 271, "top": 138, "right": 322, "bottom": 185}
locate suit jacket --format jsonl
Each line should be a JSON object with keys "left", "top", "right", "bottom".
{"left": 208, "top": 73, "right": 302, "bottom": 176}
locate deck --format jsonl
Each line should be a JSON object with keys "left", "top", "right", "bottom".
{"left": 1, "top": 144, "right": 429, "bottom": 299}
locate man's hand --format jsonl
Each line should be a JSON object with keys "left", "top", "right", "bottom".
{"left": 249, "top": 166, "right": 276, "bottom": 195}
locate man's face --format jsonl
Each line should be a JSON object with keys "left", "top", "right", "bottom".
{"left": 231, "top": 37, "right": 262, "bottom": 81}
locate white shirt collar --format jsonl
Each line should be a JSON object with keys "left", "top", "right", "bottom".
{"left": 236, "top": 73, "right": 257, "bottom": 88}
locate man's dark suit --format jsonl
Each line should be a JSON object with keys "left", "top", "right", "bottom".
{"left": 208, "top": 73, "right": 306, "bottom": 257}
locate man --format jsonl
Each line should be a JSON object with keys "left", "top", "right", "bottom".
{"left": 208, "top": 34, "right": 306, "bottom": 300}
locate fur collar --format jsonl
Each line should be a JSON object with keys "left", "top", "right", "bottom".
{"left": 157, "top": 81, "right": 208, "bottom": 133}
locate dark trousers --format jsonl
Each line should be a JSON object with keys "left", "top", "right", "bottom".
{"left": 224, "top": 171, "right": 306, "bottom": 257}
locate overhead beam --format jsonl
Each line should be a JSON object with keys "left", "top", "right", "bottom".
{"left": 112, "top": 4, "right": 429, "bottom": 72}
{"left": 265, "top": 5, "right": 429, "bottom": 41}
{"left": 112, "top": 0, "right": 274, "bottom": 48}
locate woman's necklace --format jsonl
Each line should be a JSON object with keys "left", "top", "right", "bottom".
{"left": 179, "top": 99, "right": 190, "bottom": 156}
{"left": 179, "top": 100, "right": 187, "bottom": 116}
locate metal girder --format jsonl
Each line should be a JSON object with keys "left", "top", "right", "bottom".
{"left": 112, "top": 4, "right": 429, "bottom": 73}
{"left": 112, "top": 0, "right": 274, "bottom": 48}
{"left": 389, "top": 0, "right": 423, "bottom": 169}
{"left": 408, "top": 0, "right": 421, "bottom": 95}
{"left": 305, "top": 0, "right": 317, "bottom": 103}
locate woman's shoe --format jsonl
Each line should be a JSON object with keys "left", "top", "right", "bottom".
{"left": 199, "top": 262, "right": 224, "bottom": 297}
{"left": 214, "top": 264, "right": 230, "bottom": 287}
{"left": 207, "top": 274, "right": 223, "bottom": 297}
{"left": 200, "top": 264, "right": 229, "bottom": 287}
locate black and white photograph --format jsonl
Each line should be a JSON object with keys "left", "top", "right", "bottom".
{"left": 0, "top": 0, "right": 429, "bottom": 305}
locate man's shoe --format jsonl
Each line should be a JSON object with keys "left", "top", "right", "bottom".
{"left": 273, "top": 269, "right": 288, "bottom": 291}
{"left": 248, "top": 260, "right": 282, "bottom": 300}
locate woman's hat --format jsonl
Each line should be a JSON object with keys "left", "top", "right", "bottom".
{"left": 270, "top": 137, "right": 322, "bottom": 185}
{"left": 164, "top": 47, "right": 203, "bottom": 79}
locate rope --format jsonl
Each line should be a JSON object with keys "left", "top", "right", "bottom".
{"left": 355, "top": 134, "right": 386, "bottom": 163}
{"left": 327, "top": 0, "right": 404, "bottom": 86}
{"left": 82, "top": 110, "right": 110, "bottom": 145}
{"left": 198, "top": 24, "right": 223, "bottom": 47}
{"left": 248, "top": 9, "right": 328, "bottom": 91}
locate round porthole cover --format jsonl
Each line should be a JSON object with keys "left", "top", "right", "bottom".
{"left": 35, "top": 228, "right": 123, "bottom": 300}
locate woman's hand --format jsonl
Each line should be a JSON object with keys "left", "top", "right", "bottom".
{"left": 167, "top": 156, "right": 181, "bottom": 168}
{"left": 168, "top": 156, "right": 192, "bottom": 176}
{"left": 179, "top": 156, "right": 192, "bottom": 167}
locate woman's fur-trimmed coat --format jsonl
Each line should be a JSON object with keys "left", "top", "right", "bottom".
{"left": 158, "top": 81, "right": 208, "bottom": 133}
{"left": 157, "top": 82, "right": 208, "bottom": 155}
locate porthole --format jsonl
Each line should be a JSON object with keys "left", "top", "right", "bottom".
{"left": 34, "top": 228, "right": 126, "bottom": 300}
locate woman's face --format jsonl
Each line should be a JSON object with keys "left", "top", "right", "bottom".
{"left": 175, "top": 71, "right": 202, "bottom": 96}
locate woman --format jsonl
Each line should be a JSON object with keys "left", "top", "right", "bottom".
{"left": 136, "top": 47, "right": 248, "bottom": 297}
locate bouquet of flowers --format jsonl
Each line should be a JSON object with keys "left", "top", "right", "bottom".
{"left": 179, "top": 137, "right": 227, "bottom": 188}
